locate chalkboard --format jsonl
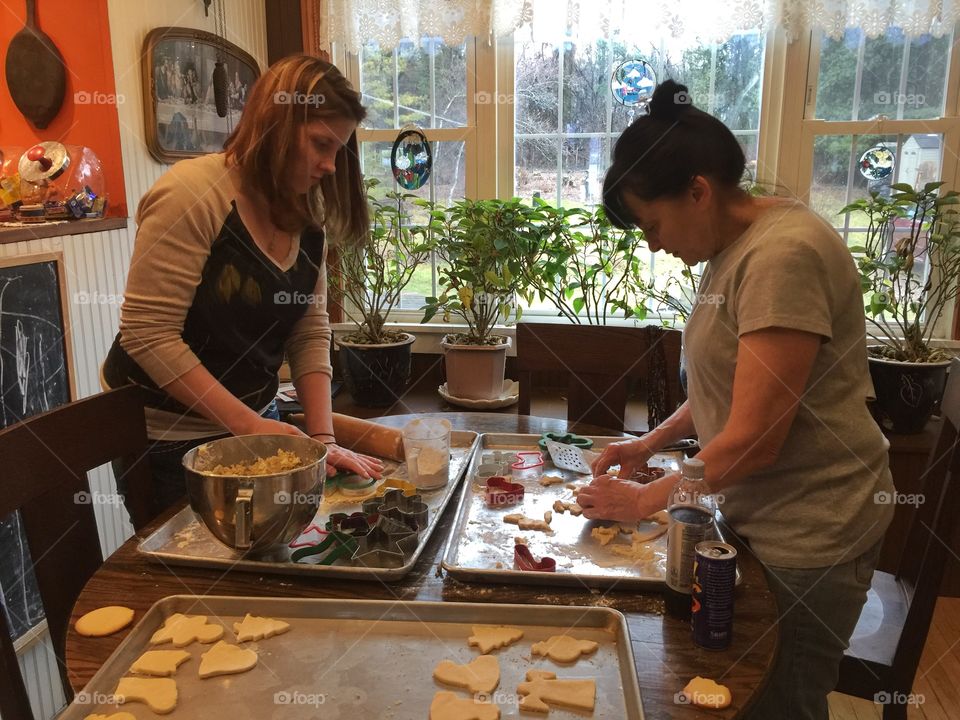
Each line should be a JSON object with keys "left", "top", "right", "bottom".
{"left": 0, "top": 253, "right": 72, "bottom": 643}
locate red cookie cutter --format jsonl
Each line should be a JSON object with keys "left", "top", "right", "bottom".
{"left": 511, "top": 451, "right": 544, "bottom": 470}
{"left": 514, "top": 544, "right": 556, "bottom": 572}
{"left": 484, "top": 476, "right": 525, "bottom": 506}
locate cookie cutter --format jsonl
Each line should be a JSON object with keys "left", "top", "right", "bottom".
{"left": 511, "top": 451, "right": 544, "bottom": 470}
{"left": 514, "top": 544, "right": 556, "bottom": 572}
{"left": 326, "top": 469, "right": 379, "bottom": 496}
{"left": 626, "top": 466, "right": 667, "bottom": 482}
{"left": 537, "top": 432, "right": 594, "bottom": 452}
{"left": 476, "top": 462, "right": 509, "bottom": 479}
{"left": 361, "top": 489, "right": 428, "bottom": 532}
{"left": 291, "top": 509, "right": 375, "bottom": 564}
{"left": 375, "top": 478, "right": 417, "bottom": 497}
{"left": 290, "top": 531, "right": 358, "bottom": 565}
{"left": 485, "top": 476, "right": 525, "bottom": 506}
{"left": 352, "top": 515, "right": 419, "bottom": 568}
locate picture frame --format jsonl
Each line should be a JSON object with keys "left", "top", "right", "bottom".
{"left": 142, "top": 27, "right": 261, "bottom": 164}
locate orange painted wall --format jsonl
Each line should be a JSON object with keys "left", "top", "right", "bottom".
{"left": 0, "top": 0, "right": 127, "bottom": 216}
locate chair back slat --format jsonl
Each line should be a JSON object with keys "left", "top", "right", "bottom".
{"left": 890, "top": 359, "right": 960, "bottom": 693}
{"left": 516, "top": 323, "right": 684, "bottom": 431}
{"left": 0, "top": 385, "right": 150, "bottom": 719}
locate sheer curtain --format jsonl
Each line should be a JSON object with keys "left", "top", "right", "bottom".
{"left": 315, "top": 0, "right": 959, "bottom": 52}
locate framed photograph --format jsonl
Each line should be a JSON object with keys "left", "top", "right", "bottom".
{"left": 142, "top": 27, "right": 261, "bottom": 164}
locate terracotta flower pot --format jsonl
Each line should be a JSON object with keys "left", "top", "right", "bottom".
{"left": 441, "top": 335, "right": 511, "bottom": 400}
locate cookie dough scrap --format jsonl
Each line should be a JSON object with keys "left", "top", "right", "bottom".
{"left": 198, "top": 640, "right": 258, "bottom": 678}
{"left": 430, "top": 690, "right": 500, "bottom": 720}
{"left": 433, "top": 654, "right": 499, "bottom": 694}
{"left": 84, "top": 714, "right": 136, "bottom": 720}
{"left": 631, "top": 520, "right": 668, "bottom": 543}
{"left": 538, "top": 474, "right": 565, "bottom": 487}
{"left": 552, "top": 500, "right": 583, "bottom": 516}
{"left": 233, "top": 614, "right": 291, "bottom": 642}
{"left": 75, "top": 606, "right": 135, "bottom": 637}
{"left": 531, "top": 635, "right": 599, "bottom": 663}
{"left": 608, "top": 535, "right": 657, "bottom": 563}
{"left": 590, "top": 525, "right": 621, "bottom": 546}
{"left": 150, "top": 614, "right": 224, "bottom": 647}
{"left": 129, "top": 649, "right": 191, "bottom": 677}
{"left": 646, "top": 509, "right": 670, "bottom": 525}
{"left": 115, "top": 677, "right": 178, "bottom": 714}
{"left": 517, "top": 670, "right": 596, "bottom": 713}
{"left": 682, "top": 676, "right": 733, "bottom": 709}
{"left": 468, "top": 626, "right": 525, "bottom": 654}
{"left": 503, "top": 513, "right": 552, "bottom": 533}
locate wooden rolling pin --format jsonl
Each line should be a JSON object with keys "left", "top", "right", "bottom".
{"left": 286, "top": 412, "right": 405, "bottom": 461}
{"left": 331, "top": 413, "right": 404, "bottom": 461}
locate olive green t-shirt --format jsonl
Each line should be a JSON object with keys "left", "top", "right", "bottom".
{"left": 683, "top": 200, "right": 894, "bottom": 568}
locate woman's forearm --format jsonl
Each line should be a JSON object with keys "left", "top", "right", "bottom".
{"left": 162, "top": 365, "right": 261, "bottom": 434}
{"left": 294, "top": 371, "right": 334, "bottom": 438}
{"left": 642, "top": 401, "right": 695, "bottom": 448}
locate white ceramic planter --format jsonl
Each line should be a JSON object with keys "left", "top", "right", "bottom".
{"left": 440, "top": 335, "right": 512, "bottom": 400}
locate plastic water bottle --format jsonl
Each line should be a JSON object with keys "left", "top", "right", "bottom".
{"left": 665, "top": 458, "right": 715, "bottom": 619}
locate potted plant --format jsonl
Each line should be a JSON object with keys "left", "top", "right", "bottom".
{"left": 336, "top": 179, "right": 434, "bottom": 407}
{"left": 419, "top": 197, "right": 552, "bottom": 400}
{"left": 526, "top": 202, "right": 650, "bottom": 324}
{"left": 842, "top": 181, "right": 960, "bottom": 432}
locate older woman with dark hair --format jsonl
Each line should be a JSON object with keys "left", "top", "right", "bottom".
{"left": 578, "top": 80, "right": 894, "bottom": 719}
{"left": 102, "top": 56, "right": 383, "bottom": 517}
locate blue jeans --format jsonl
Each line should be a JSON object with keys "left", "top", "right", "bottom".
{"left": 744, "top": 541, "right": 882, "bottom": 720}
{"left": 114, "top": 401, "right": 281, "bottom": 521}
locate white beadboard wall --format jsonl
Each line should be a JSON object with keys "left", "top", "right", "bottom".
{"left": 6, "top": 2, "right": 267, "bottom": 719}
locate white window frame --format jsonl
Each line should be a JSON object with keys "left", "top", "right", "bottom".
{"left": 775, "top": 27, "right": 960, "bottom": 340}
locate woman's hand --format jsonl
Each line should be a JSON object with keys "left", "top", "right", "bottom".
{"left": 324, "top": 443, "right": 384, "bottom": 480}
{"left": 578, "top": 473, "right": 677, "bottom": 522}
{"left": 591, "top": 438, "right": 657, "bottom": 478}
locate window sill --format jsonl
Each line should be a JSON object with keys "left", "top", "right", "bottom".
{"left": 0, "top": 216, "right": 128, "bottom": 244}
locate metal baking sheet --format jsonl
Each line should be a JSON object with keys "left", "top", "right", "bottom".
{"left": 137, "top": 431, "right": 479, "bottom": 581}
{"left": 442, "top": 433, "right": 731, "bottom": 590}
{"left": 61, "top": 595, "right": 644, "bottom": 720}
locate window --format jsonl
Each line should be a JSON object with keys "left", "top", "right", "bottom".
{"left": 787, "top": 27, "right": 960, "bottom": 336}
{"left": 335, "top": 20, "right": 959, "bottom": 333}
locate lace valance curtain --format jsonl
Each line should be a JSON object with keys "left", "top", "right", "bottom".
{"left": 316, "top": 0, "right": 960, "bottom": 53}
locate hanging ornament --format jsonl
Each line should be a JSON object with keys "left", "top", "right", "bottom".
{"left": 391, "top": 126, "right": 432, "bottom": 190}
{"left": 212, "top": 0, "right": 228, "bottom": 118}
{"left": 611, "top": 59, "right": 657, "bottom": 108}
{"left": 858, "top": 145, "right": 895, "bottom": 180}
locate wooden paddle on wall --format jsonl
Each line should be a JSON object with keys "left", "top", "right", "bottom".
{"left": 4, "top": 0, "right": 67, "bottom": 129}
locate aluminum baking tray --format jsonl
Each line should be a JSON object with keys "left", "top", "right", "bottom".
{"left": 137, "top": 431, "right": 479, "bottom": 581}
{"left": 442, "top": 433, "right": 731, "bottom": 590}
{"left": 61, "top": 595, "right": 644, "bottom": 720}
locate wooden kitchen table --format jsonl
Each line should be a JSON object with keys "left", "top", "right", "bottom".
{"left": 66, "top": 413, "right": 777, "bottom": 719}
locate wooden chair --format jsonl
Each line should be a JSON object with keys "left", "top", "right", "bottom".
{"left": 515, "top": 322, "right": 684, "bottom": 432}
{"left": 0, "top": 385, "right": 152, "bottom": 719}
{"left": 835, "top": 358, "right": 960, "bottom": 719}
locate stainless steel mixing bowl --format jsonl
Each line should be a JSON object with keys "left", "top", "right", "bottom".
{"left": 182, "top": 434, "right": 326, "bottom": 553}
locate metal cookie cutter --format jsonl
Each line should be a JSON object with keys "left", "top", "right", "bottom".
{"left": 485, "top": 476, "right": 525, "bottom": 506}
{"left": 476, "top": 461, "right": 509, "bottom": 479}
{"left": 362, "top": 489, "right": 429, "bottom": 532}
{"left": 537, "top": 432, "right": 594, "bottom": 452}
{"left": 514, "top": 544, "right": 556, "bottom": 572}
{"left": 352, "top": 515, "right": 419, "bottom": 568}
{"left": 375, "top": 478, "right": 418, "bottom": 497}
